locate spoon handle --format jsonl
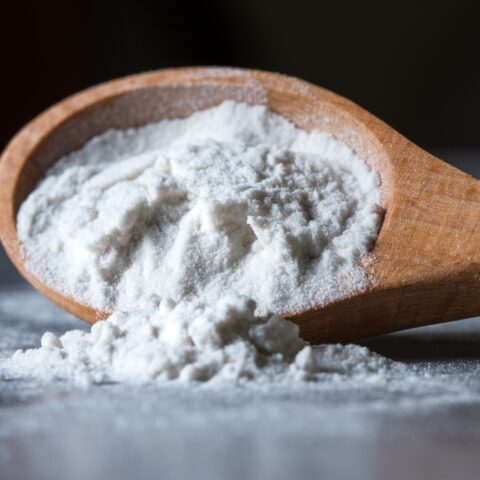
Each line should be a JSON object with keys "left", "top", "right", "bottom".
{"left": 294, "top": 142, "right": 480, "bottom": 343}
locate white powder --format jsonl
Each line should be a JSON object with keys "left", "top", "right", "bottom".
{"left": 8, "top": 101, "right": 389, "bottom": 385}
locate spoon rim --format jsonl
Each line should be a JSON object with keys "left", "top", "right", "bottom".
{"left": 0, "top": 66, "right": 399, "bottom": 332}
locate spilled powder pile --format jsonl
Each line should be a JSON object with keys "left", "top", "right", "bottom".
{"left": 5, "top": 296, "right": 402, "bottom": 385}
{"left": 6, "top": 101, "right": 391, "bottom": 385}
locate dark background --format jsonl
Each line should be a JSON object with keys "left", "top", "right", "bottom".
{"left": 1, "top": 0, "right": 480, "bottom": 151}
{"left": 1, "top": 0, "right": 480, "bottom": 282}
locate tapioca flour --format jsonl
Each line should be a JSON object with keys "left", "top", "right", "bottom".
{"left": 4, "top": 101, "right": 390, "bottom": 385}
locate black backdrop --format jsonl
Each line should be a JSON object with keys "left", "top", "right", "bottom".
{"left": 1, "top": 0, "right": 480, "bottom": 151}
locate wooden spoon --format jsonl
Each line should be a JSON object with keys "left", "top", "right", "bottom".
{"left": 1, "top": 67, "right": 479, "bottom": 344}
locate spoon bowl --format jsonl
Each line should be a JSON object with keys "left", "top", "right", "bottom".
{"left": 1, "top": 67, "right": 479, "bottom": 343}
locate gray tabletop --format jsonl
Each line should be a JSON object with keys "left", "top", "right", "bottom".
{"left": 1, "top": 151, "right": 480, "bottom": 480}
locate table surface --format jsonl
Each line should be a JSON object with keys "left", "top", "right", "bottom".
{"left": 1, "top": 151, "right": 480, "bottom": 480}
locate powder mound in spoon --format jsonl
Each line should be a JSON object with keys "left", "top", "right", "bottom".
{"left": 17, "top": 101, "right": 382, "bottom": 315}
{"left": 5, "top": 295, "right": 402, "bottom": 385}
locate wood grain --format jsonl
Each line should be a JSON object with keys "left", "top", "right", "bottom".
{"left": 1, "top": 67, "right": 479, "bottom": 343}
